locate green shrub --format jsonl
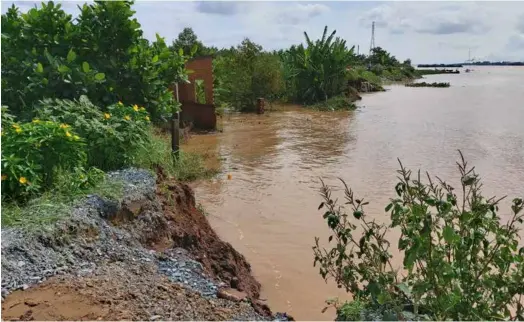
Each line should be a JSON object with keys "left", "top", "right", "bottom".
{"left": 36, "top": 96, "right": 150, "bottom": 170}
{"left": 213, "top": 39, "right": 284, "bottom": 112}
{"left": 314, "top": 151, "right": 524, "bottom": 320}
{"left": 1, "top": 114, "right": 86, "bottom": 200}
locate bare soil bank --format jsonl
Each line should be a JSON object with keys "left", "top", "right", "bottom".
{"left": 1, "top": 169, "right": 289, "bottom": 321}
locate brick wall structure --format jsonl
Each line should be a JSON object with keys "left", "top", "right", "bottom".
{"left": 175, "top": 56, "right": 216, "bottom": 130}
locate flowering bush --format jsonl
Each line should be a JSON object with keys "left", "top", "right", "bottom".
{"left": 37, "top": 96, "right": 151, "bottom": 170}
{"left": 1, "top": 114, "right": 86, "bottom": 201}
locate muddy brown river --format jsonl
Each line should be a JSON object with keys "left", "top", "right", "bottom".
{"left": 185, "top": 67, "right": 524, "bottom": 320}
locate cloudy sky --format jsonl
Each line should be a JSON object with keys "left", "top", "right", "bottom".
{"left": 2, "top": 1, "right": 524, "bottom": 64}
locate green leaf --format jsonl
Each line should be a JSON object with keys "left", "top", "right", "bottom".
{"left": 404, "top": 245, "right": 418, "bottom": 269}
{"left": 443, "top": 226, "right": 459, "bottom": 244}
{"left": 67, "top": 49, "right": 76, "bottom": 62}
{"left": 377, "top": 292, "right": 388, "bottom": 305}
{"left": 36, "top": 62, "right": 44, "bottom": 73}
{"left": 94, "top": 73, "right": 105, "bottom": 81}
{"left": 397, "top": 282, "right": 412, "bottom": 298}
{"left": 385, "top": 203, "right": 393, "bottom": 212}
{"left": 178, "top": 48, "right": 184, "bottom": 56}
{"left": 82, "top": 62, "right": 90, "bottom": 73}
{"left": 152, "top": 55, "right": 159, "bottom": 63}
{"left": 58, "top": 65, "right": 70, "bottom": 73}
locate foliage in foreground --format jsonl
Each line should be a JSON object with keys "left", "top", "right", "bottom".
{"left": 2, "top": 96, "right": 151, "bottom": 201}
{"left": 36, "top": 96, "right": 151, "bottom": 171}
{"left": 1, "top": 1, "right": 188, "bottom": 122}
{"left": 314, "top": 152, "right": 524, "bottom": 321}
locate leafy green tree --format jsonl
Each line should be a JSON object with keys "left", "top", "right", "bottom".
{"left": 213, "top": 38, "right": 283, "bottom": 111}
{"left": 171, "top": 27, "right": 216, "bottom": 58}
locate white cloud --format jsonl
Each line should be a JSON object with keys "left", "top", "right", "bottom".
{"left": 274, "top": 3, "right": 330, "bottom": 25}
{"left": 517, "top": 14, "right": 524, "bottom": 34}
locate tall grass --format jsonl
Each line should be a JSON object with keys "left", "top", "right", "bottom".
{"left": 132, "top": 129, "right": 219, "bottom": 181}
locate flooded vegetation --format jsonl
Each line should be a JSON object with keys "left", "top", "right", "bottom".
{"left": 405, "top": 81, "right": 451, "bottom": 88}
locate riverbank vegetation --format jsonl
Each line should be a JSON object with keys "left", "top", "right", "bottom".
{"left": 406, "top": 82, "right": 450, "bottom": 88}
{"left": 173, "top": 26, "right": 419, "bottom": 112}
{"left": 314, "top": 152, "right": 524, "bottom": 321}
{"left": 416, "top": 69, "right": 460, "bottom": 75}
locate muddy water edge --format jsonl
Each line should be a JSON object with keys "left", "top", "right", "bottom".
{"left": 183, "top": 66, "right": 524, "bottom": 320}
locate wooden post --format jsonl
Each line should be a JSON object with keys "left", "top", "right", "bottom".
{"left": 172, "top": 83, "right": 180, "bottom": 159}
{"left": 257, "top": 98, "right": 265, "bottom": 114}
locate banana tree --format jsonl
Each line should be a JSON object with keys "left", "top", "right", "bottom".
{"left": 282, "top": 26, "right": 356, "bottom": 105}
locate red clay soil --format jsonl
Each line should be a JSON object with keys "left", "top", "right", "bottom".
{"left": 153, "top": 170, "right": 263, "bottom": 302}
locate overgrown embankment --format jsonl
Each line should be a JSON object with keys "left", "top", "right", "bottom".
{"left": 1, "top": 169, "right": 290, "bottom": 321}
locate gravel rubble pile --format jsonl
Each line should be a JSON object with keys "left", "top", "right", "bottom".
{"left": 158, "top": 248, "right": 221, "bottom": 298}
{"left": 1, "top": 168, "right": 157, "bottom": 298}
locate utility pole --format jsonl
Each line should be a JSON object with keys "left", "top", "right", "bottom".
{"left": 369, "top": 21, "right": 375, "bottom": 55}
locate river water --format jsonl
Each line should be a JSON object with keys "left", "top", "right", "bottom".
{"left": 185, "top": 66, "right": 524, "bottom": 320}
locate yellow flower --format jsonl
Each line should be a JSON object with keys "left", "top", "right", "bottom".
{"left": 15, "top": 128, "right": 22, "bottom": 133}
{"left": 73, "top": 135, "right": 80, "bottom": 141}
{"left": 12, "top": 124, "right": 20, "bottom": 129}
{"left": 104, "top": 113, "right": 111, "bottom": 120}
{"left": 145, "top": 116, "right": 150, "bottom": 122}
{"left": 60, "top": 123, "right": 70, "bottom": 129}
{"left": 1, "top": 174, "right": 7, "bottom": 181}
{"left": 19, "top": 177, "right": 27, "bottom": 184}
{"left": 124, "top": 115, "right": 131, "bottom": 121}
{"left": 32, "top": 119, "right": 40, "bottom": 123}
{"left": 118, "top": 101, "right": 123, "bottom": 106}
{"left": 133, "top": 105, "right": 139, "bottom": 112}
{"left": 65, "top": 131, "right": 72, "bottom": 137}
{"left": 140, "top": 107, "right": 145, "bottom": 111}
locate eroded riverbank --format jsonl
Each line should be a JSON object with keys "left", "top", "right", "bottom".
{"left": 1, "top": 169, "right": 290, "bottom": 321}
{"left": 184, "top": 66, "right": 524, "bottom": 320}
